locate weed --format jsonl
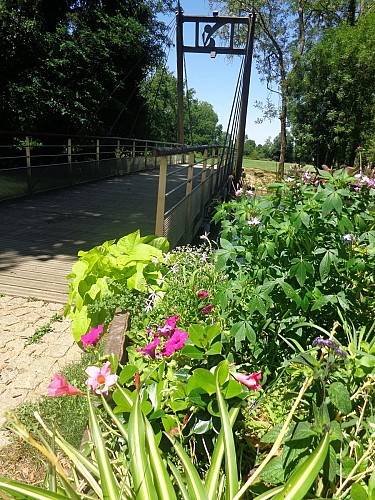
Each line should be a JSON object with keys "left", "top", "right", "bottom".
{"left": 24, "top": 314, "right": 63, "bottom": 345}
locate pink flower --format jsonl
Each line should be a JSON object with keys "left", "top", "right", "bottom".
{"left": 169, "top": 427, "right": 179, "bottom": 436}
{"left": 86, "top": 361, "right": 118, "bottom": 395}
{"left": 47, "top": 374, "right": 85, "bottom": 397}
{"left": 156, "top": 315, "right": 180, "bottom": 338}
{"left": 232, "top": 371, "right": 262, "bottom": 391}
{"left": 81, "top": 324, "right": 103, "bottom": 348}
{"left": 197, "top": 290, "right": 209, "bottom": 298}
{"left": 160, "top": 329, "right": 188, "bottom": 357}
{"left": 136, "top": 336, "right": 161, "bottom": 358}
{"left": 201, "top": 304, "right": 214, "bottom": 315}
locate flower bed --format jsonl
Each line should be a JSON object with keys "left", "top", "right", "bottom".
{"left": 1, "top": 167, "right": 375, "bottom": 499}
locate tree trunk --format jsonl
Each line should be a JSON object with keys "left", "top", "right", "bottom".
{"left": 278, "top": 80, "right": 288, "bottom": 179}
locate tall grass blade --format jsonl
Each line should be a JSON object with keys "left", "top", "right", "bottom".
{"left": 167, "top": 460, "right": 190, "bottom": 500}
{"left": 165, "top": 433, "right": 209, "bottom": 500}
{"left": 0, "top": 478, "right": 69, "bottom": 499}
{"left": 144, "top": 421, "right": 177, "bottom": 499}
{"left": 205, "top": 407, "right": 240, "bottom": 500}
{"left": 128, "top": 394, "right": 158, "bottom": 500}
{"left": 87, "top": 394, "right": 121, "bottom": 500}
{"left": 215, "top": 367, "right": 239, "bottom": 500}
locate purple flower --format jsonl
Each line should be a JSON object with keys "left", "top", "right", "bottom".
{"left": 160, "top": 329, "right": 188, "bottom": 357}
{"left": 81, "top": 325, "right": 103, "bottom": 348}
{"left": 136, "top": 337, "right": 161, "bottom": 359}
{"left": 312, "top": 337, "right": 338, "bottom": 349}
{"left": 197, "top": 290, "right": 209, "bottom": 299}
{"left": 201, "top": 304, "right": 214, "bottom": 315}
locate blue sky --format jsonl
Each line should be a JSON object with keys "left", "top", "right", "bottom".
{"left": 159, "top": 0, "right": 280, "bottom": 145}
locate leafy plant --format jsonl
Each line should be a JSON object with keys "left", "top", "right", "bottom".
{"left": 65, "top": 230, "right": 169, "bottom": 343}
{"left": 213, "top": 168, "right": 375, "bottom": 368}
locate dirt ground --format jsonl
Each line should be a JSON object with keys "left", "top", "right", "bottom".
{"left": 243, "top": 168, "right": 277, "bottom": 195}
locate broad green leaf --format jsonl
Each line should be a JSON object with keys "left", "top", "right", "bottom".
{"left": 187, "top": 369, "right": 216, "bottom": 395}
{"left": 350, "top": 483, "right": 368, "bottom": 500}
{"left": 328, "top": 382, "right": 352, "bottom": 414}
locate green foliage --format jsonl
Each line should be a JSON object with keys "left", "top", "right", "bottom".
{"left": 0, "top": 0, "right": 171, "bottom": 135}
{"left": 65, "top": 230, "right": 169, "bottom": 342}
{"left": 213, "top": 168, "right": 375, "bottom": 367}
{"left": 289, "top": 7, "right": 375, "bottom": 166}
{"left": 0, "top": 363, "right": 246, "bottom": 499}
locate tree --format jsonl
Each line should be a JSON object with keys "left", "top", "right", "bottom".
{"left": 140, "top": 67, "right": 222, "bottom": 145}
{"left": 0, "top": 0, "right": 173, "bottom": 135}
{"left": 243, "top": 136, "right": 256, "bottom": 156}
{"left": 210, "top": 0, "right": 373, "bottom": 177}
{"left": 289, "top": 7, "right": 375, "bottom": 167}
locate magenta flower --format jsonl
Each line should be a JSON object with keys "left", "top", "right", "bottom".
{"left": 197, "top": 290, "right": 209, "bottom": 299}
{"left": 136, "top": 336, "right": 161, "bottom": 358}
{"left": 81, "top": 324, "right": 103, "bottom": 348}
{"left": 156, "top": 315, "right": 180, "bottom": 338}
{"left": 86, "top": 361, "right": 118, "bottom": 395}
{"left": 201, "top": 304, "right": 214, "bottom": 315}
{"left": 232, "top": 371, "right": 262, "bottom": 391}
{"left": 160, "top": 329, "right": 188, "bottom": 357}
{"left": 47, "top": 374, "right": 85, "bottom": 397}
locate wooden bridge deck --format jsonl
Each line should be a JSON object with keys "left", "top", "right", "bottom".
{"left": 0, "top": 167, "right": 199, "bottom": 303}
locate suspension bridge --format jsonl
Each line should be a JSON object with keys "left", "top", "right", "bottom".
{"left": 0, "top": 9, "right": 256, "bottom": 303}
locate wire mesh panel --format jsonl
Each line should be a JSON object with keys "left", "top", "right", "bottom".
{"left": 163, "top": 198, "right": 187, "bottom": 249}
{"left": 190, "top": 184, "right": 202, "bottom": 221}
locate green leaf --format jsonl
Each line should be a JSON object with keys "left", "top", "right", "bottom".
{"left": 87, "top": 394, "right": 121, "bottom": 500}
{"left": 350, "top": 483, "right": 368, "bottom": 500}
{"left": 165, "top": 434, "right": 209, "bottom": 500}
{"left": 206, "top": 341, "right": 223, "bottom": 356}
{"left": 328, "top": 382, "right": 352, "bottom": 414}
{"left": 221, "top": 380, "right": 243, "bottom": 399}
{"left": 119, "top": 365, "right": 138, "bottom": 384}
{"left": 187, "top": 369, "right": 216, "bottom": 395}
{"left": 273, "top": 433, "right": 330, "bottom": 500}
{"left": 215, "top": 367, "right": 239, "bottom": 499}
{"left": 144, "top": 420, "right": 177, "bottom": 500}
{"left": 128, "top": 394, "right": 158, "bottom": 500}
{"left": 181, "top": 344, "right": 204, "bottom": 359}
{"left": 205, "top": 408, "right": 239, "bottom": 500}
{"left": 231, "top": 321, "right": 256, "bottom": 348}
{"left": 0, "top": 478, "right": 70, "bottom": 499}
{"left": 249, "top": 296, "right": 266, "bottom": 317}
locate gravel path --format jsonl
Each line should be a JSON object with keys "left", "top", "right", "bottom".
{"left": 0, "top": 295, "right": 81, "bottom": 448}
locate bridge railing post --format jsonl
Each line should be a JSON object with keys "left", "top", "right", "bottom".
{"left": 201, "top": 148, "right": 208, "bottom": 212}
{"left": 210, "top": 148, "right": 216, "bottom": 196}
{"left": 132, "top": 140, "right": 136, "bottom": 172}
{"left": 145, "top": 141, "right": 148, "bottom": 170}
{"left": 155, "top": 155, "right": 168, "bottom": 237}
{"left": 184, "top": 151, "right": 194, "bottom": 242}
{"left": 25, "top": 136, "right": 32, "bottom": 195}
{"left": 68, "top": 138, "right": 72, "bottom": 185}
{"left": 116, "top": 139, "right": 121, "bottom": 175}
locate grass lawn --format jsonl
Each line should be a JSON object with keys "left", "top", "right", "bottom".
{"left": 242, "top": 158, "right": 279, "bottom": 172}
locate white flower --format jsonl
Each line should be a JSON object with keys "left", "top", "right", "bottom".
{"left": 248, "top": 217, "right": 261, "bottom": 226}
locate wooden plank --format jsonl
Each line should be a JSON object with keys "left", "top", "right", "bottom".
{"left": 0, "top": 171, "right": 160, "bottom": 303}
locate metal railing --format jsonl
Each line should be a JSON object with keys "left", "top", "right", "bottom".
{"left": 0, "top": 132, "right": 182, "bottom": 201}
{"left": 153, "top": 145, "right": 231, "bottom": 248}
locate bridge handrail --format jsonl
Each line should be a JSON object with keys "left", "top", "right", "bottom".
{"left": 154, "top": 145, "right": 229, "bottom": 246}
